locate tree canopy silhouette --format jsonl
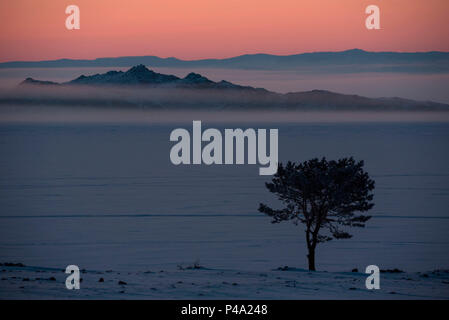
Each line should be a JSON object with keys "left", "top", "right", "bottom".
{"left": 259, "top": 157, "right": 375, "bottom": 271}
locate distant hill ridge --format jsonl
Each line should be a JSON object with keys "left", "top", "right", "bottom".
{"left": 21, "top": 64, "right": 265, "bottom": 91}
{"left": 4, "top": 49, "right": 449, "bottom": 72}
{"left": 12, "top": 65, "right": 449, "bottom": 111}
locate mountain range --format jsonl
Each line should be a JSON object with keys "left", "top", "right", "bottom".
{"left": 3, "top": 49, "right": 449, "bottom": 73}
{"left": 8, "top": 65, "right": 449, "bottom": 111}
{"left": 20, "top": 64, "right": 263, "bottom": 91}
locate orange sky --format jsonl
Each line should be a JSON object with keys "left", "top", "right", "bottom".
{"left": 0, "top": 0, "right": 448, "bottom": 62}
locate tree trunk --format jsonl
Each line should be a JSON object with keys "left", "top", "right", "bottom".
{"left": 307, "top": 248, "right": 316, "bottom": 271}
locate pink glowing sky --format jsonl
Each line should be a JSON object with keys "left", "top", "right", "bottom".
{"left": 0, "top": 0, "right": 448, "bottom": 62}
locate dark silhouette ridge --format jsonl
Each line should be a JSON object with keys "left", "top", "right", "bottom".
{"left": 21, "top": 64, "right": 266, "bottom": 92}
{"left": 11, "top": 65, "right": 449, "bottom": 111}
{"left": 3, "top": 49, "right": 449, "bottom": 72}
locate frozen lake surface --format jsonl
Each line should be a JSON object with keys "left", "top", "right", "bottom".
{"left": 0, "top": 119, "right": 448, "bottom": 277}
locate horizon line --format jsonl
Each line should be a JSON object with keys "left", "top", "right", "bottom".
{"left": 2, "top": 48, "right": 449, "bottom": 65}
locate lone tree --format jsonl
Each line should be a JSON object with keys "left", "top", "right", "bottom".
{"left": 259, "top": 157, "right": 375, "bottom": 271}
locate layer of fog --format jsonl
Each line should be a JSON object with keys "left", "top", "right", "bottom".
{"left": 1, "top": 67, "right": 449, "bottom": 104}
{"left": 2, "top": 105, "right": 449, "bottom": 124}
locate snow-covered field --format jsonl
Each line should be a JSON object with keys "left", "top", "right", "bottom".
{"left": 1, "top": 263, "right": 449, "bottom": 299}
{"left": 0, "top": 118, "right": 448, "bottom": 299}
